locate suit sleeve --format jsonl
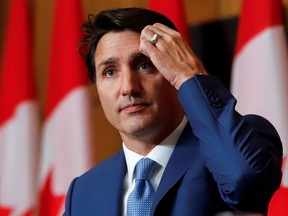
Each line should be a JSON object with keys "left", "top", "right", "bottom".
{"left": 178, "top": 74, "right": 283, "bottom": 213}
{"left": 62, "top": 178, "right": 78, "bottom": 216}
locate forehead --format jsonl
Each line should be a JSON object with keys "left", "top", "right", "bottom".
{"left": 95, "top": 30, "right": 141, "bottom": 66}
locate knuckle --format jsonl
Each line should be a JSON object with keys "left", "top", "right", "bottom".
{"left": 153, "top": 23, "right": 161, "bottom": 28}
{"left": 172, "top": 31, "right": 181, "bottom": 39}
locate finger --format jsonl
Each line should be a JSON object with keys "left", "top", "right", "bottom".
{"left": 152, "top": 22, "right": 179, "bottom": 36}
{"left": 151, "top": 23, "right": 192, "bottom": 51}
{"left": 151, "top": 23, "right": 184, "bottom": 46}
{"left": 140, "top": 26, "right": 165, "bottom": 47}
{"left": 144, "top": 25, "right": 187, "bottom": 51}
{"left": 139, "top": 36, "right": 158, "bottom": 57}
{"left": 141, "top": 23, "right": 179, "bottom": 42}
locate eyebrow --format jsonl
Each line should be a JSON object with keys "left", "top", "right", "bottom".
{"left": 96, "top": 57, "right": 119, "bottom": 70}
{"left": 130, "top": 52, "right": 148, "bottom": 61}
{"left": 96, "top": 52, "right": 149, "bottom": 70}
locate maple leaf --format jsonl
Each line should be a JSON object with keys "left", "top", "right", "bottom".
{"left": 22, "top": 207, "right": 34, "bottom": 216}
{"left": 268, "top": 156, "right": 288, "bottom": 216}
{"left": 268, "top": 185, "right": 288, "bottom": 216}
{"left": 0, "top": 206, "right": 13, "bottom": 216}
{"left": 0, "top": 204, "right": 34, "bottom": 216}
{"left": 39, "top": 170, "right": 65, "bottom": 216}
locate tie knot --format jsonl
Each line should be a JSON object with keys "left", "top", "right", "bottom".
{"left": 135, "top": 158, "right": 156, "bottom": 180}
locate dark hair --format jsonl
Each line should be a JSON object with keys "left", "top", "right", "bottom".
{"left": 79, "top": 7, "right": 177, "bottom": 84}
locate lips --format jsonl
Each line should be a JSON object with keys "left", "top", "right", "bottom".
{"left": 120, "top": 103, "right": 149, "bottom": 113}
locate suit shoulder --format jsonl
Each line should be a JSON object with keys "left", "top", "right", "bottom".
{"left": 78, "top": 150, "right": 125, "bottom": 182}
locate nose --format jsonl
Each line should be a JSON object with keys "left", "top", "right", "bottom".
{"left": 120, "top": 68, "right": 142, "bottom": 97}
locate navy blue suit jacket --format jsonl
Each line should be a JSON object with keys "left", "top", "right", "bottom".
{"left": 63, "top": 75, "right": 282, "bottom": 215}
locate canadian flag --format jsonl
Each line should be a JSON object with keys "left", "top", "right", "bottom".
{"left": 148, "top": 0, "right": 191, "bottom": 44}
{"left": 0, "top": 0, "right": 39, "bottom": 215}
{"left": 231, "top": 0, "right": 288, "bottom": 215}
{"left": 38, "top": 0, "right": 92, "bottom": 215}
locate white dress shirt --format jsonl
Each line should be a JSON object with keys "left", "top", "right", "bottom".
{"left": 122, "top": 116, "right": 188, "bottom": 216}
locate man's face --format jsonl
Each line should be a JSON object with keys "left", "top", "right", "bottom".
{"left": 95, "top": 30, "right": 183, "bottom": 141}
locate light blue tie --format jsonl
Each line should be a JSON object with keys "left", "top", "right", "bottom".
{"left": 127, "top": 158, "right": 156, "bottom": 216}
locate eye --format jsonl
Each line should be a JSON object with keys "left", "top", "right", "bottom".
{"left": 138, "top": 61, "right": 154, "bottom": 71}
{"left": 103, "top": 68, "right": 116, "bottom": 77}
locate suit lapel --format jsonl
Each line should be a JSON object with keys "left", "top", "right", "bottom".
{"left": 99, "top": 150, "right": 127, "bottom": 216}
{"left": 151, "top": 123, "right": 199, "bottom": 213}
{"left": 98, "top": 124, "right": 198, "bottom": 215}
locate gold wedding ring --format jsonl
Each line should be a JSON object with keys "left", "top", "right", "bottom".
{"left": 149, "top": 33, "right": 160, "bottom": 45}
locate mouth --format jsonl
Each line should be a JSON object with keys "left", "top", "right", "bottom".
{"left": 120, "top": 103, "right": 150, "bottom": 114}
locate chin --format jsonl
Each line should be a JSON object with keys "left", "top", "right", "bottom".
{"left": 120, "top": 120, "right": 157, "bottom": 137}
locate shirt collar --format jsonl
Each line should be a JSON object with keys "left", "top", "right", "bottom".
{"left": 123, "top": 116, "right": 188, "bottom": 184}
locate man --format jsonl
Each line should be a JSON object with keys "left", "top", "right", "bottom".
{"left": 63, "top": 8, "right": 282, "bottom": 215}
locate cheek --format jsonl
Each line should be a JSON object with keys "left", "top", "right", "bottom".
{"left": 98, "top": 96, "right": 119, "bottom": 129}
{"left": 150, "top": 76, "right": 177, "bottom": 99}
{"left": 153, "top": 84, "right": 179, "bottom": 109}
{"left": 97, "top": 89, "right": 116, "bottom": 115}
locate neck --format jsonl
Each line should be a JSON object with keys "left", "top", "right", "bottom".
{"left": 120, "top": 115, "right": 184, "bottom": 156}
{"left": 122, "top": 139, "right": 156, "bottom": 156}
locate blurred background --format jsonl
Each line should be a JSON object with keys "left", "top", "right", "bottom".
{"left": 1, "top": 0, "right": 287, "bottom": 163}
{"left": 0, "top": 0, "right": 287, "bottom": 215}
